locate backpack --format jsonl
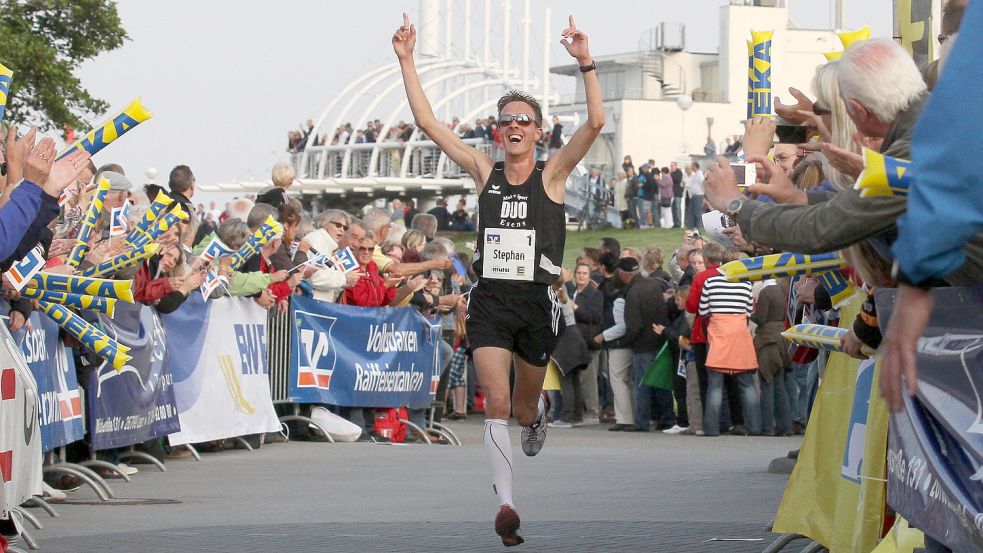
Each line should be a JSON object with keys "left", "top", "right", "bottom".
{"left": 374, "top": 407, "right": 409, "bottom": 443}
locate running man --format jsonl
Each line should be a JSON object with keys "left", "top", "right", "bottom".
{"left": 393, "top": 12, "right": 603, "bottom": 547}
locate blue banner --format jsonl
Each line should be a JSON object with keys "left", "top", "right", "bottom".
{"left": 288, "top": 296, "right": 441, "bottom": 408}
{"left": 6, "top": 310, "right": 84, "bottom": 451}
{"left": 879, "top": 287, "right": 983, "bottom": 552}
{"left": 88, "top": 302, "right": 180, "bottom": 450}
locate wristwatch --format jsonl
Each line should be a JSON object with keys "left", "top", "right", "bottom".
{"left": 579, "top": 60, "right": 596, "bottom": 73}
{"left": 0, "top": 161, "right": 6, "bottom": 176}
{"left": 726, "top": 196, "right": 745, "bottom": 219}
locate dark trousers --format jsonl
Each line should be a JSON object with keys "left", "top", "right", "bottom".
{"left": 673, "top": 373, "right": 689, "bottom": 427}
{"left": 671, "top": 195, "right": 683, "bottom": 227}
{"left": 694, "top": 343, "right": 709, "bottom": 408}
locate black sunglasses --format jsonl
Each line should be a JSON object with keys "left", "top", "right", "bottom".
{"left": 330, "top": 221, "right": 349, "bottom": 231}
{"left": 498, "top": 114, "right": 535, "bottom": 127}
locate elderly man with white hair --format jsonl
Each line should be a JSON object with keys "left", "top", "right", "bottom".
{"left": 703, "top": 38, "right": 927, "bottom": 255}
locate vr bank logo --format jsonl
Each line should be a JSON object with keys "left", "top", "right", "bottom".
{"left": 486, "top": 234, "right": 501, "bottom": 244}
{"left": 295, "top": 310, "right": 337, "bottom": 390}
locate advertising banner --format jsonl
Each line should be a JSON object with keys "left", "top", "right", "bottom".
{"left": 162, "top": 295, "right": 280, "bottom": 445}
{"left": 879, "top": 287, "right": 983, "bottom": 552}
{"left": 0, "top": 326, "right": 42, "bottom": 521}
{"left": 88, "top": 302, "right": 180, "bottom": 450}
{"left": 288, "top": 296, "right": 441, "bottom": 408}
{"left": 11, "top": 311, "right": 84, "bottom": 451}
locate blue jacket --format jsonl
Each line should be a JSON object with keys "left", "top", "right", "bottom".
{"left": 893, "top": 1, "right": 983, "bottom": 284}
{"left": 0, "top": 180, "right": 44, "bottom": 262}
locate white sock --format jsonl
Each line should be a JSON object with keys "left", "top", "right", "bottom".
{"left": 535, "top": 394, "right": 546, "bottom": 425}
{"left": 483, "top": 419, "right": 514, "bottom": 507}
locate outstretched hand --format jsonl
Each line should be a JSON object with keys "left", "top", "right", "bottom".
{"left": 43, "top": 148, "right": 92, "bottom": 198}
{"left": 560, "top": 15, "right": 591, "bottom": 65}
{"left": 392, "top": 12, "right": 417, "bottom": 60}
{"left": 774, "top": 87, "right": 814, "bottom": 125}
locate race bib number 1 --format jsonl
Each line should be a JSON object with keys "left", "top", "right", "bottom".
{"left": 482, "top": 228, "right": 535, "bottom": 281}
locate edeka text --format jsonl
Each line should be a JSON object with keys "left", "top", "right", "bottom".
{"left": 365, "top": 323, "right": 418, "bottom": 353}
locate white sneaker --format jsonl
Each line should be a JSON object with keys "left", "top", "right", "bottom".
{"left": 662, "top": 425, "right": 687, "bottom": 434}
{"left": 547, "top": 420, "right": 573, "bottom": 429}
{"left": 577, "top": 415, "right": 600, "bottom": 426}
{"left": 116, "top": 462, "right": 139, "bottom": 476}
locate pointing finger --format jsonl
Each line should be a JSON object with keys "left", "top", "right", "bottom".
{"left": 568, "top": 15, "right": 575, "bottom": 29}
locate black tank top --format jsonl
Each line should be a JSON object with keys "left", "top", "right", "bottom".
{"left": 473, "top": 161, "right": 566, "bottom": 285}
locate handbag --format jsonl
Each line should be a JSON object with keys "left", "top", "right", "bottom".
{"left": 641, "top": 341, "right": 675, "bottom": 391}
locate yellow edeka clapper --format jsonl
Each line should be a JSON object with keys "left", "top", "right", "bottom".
{"left": 749, "top": 30, "right": 774, "bottom": 118}
{"left": 20, "top": 289, "right": 117, "bottom": 317}
{"left": 82, "top": 244, "right": 160, "bottom": 278}
{"left": 782, "top": 323, "right": 874, "bottom": 356}
{"left": 0, "top": 61, "right": 13, "bottom": 125}
{"left": 125, "top": 191, "right": 174, "bottom": 247}
{"left": 718, "top": 251, "right": 846, "bottom": 282}
{"left": 66, "top": 176, "right": 111, "bottom": 268}
{"left": 27, "top": 272, "right": 135, "bottom": 303}
{"left": 229, "top": 216, "right": 282, "bottom": 271}
{"left": 57, "top": 97, "right": 152, "bottom": 160}
{"left": 824, "top": 25, "right": 871, "bottom": 61}
{"left": 38, "top": 302, "right": 131, "bottom": 371}
{"left": 815, "top": 269, "right": 860, "bottom": 308}
{"left": 854, "top": 148, "right": 912, "bottom": 198}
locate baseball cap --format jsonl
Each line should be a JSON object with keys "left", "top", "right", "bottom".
{"left": 617, "top": 257, "right": 640, "bottom": 273}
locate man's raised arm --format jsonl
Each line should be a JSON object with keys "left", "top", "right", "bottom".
{"left": 544, "top": 16, "right": 605, "bottom": 194}
{"left": 393, "top": 13, "right": 493, "bottom": 189}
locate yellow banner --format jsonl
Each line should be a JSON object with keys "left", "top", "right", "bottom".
{"left": 21, "top": 289, "right": 117, "bottom": 317}
{"left": 57, "top": 97, "right": 152, "bottom": 160}
{"left": 870, "top": 517, "right": 924, "bottom": 553}
{"left": 0, "top": 61, "right": 12, "bottom": 125}
{"left": 720, "top": 251, "right": 845, "bottom": 282}
{"left": 28, "top": 272, "right": 134, "bottom": 303}
{"left": 39, "top": 301, "right": 131, "bottom": 371}
{"left": 855, "top": 148, "right": 912, "bottom": 198}
{"left": 82, "top": 244, "right": 160, "bottom": 278}
{"left": 773, "top": 296, "right": 889, "bottom": 551}
{"left": 66, "top": 176, "right": 111, "bottom": 268}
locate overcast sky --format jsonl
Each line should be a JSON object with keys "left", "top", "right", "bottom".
{"left": 75, "top": 0, "right": 892, "bottom": 200}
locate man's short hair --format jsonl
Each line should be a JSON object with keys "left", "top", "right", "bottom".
{"left": 216, "top": 218, "right": 251, "bottom": 250}
{"left": 600, "top": 237, "right": 621, "bottom": 256}
{"left": 497, "top": 90, "right": 543, "bottom": 125}
{"left": 838, "top": 38, "right": 925, "bottom": 123}
{"left": 411, "top": 213, "right": 438, "bottom": 239}
{"left": 271, "top": 163, "right": 295, "bottom": 188}
{"left": 363, "top": 207, "right": 391, "bottom": 235}
{"left": 168, "top": 165, "right": 195, "bottom": 195}
{"left": 420, "top": 242, "right": 448, "bottom": 261}
{"left": 701, "top": 242, "right": 725, "bottom": 266}
{"left": 246, "top": 203, "right": 277, "bottom": 231}
{"left": 598, "top": 251, "right": 619, "bottom": 274}
{"left": 95, "top": 163, "right": 124, "bottom": 177}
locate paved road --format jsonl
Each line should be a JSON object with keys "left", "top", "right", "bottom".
{"left": 29, "top": 420, "right": 801, "bottom": 552}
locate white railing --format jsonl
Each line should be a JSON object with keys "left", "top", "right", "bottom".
{"left": 295, "top": 138, "right": 506, "bottom": 180}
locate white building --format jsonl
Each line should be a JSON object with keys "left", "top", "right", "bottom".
{"left": 549, "top": 1, "right": 839, "bottom": 172}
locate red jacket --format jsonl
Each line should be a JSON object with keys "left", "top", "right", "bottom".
{"left": 134, "top": 263, "right": 174, "bottom": 304}
{"left": 343, "top": 261, "right": 396, "bottom": 307}
{"left": 261, "top": 256, "right": 294, "bottom": 303}
{"left": 685, "top": 264, "right": 721, "bottom": 345}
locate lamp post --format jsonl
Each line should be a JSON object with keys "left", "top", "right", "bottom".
{"left": 675, "top": 94, "right": 693, "bottom": 154}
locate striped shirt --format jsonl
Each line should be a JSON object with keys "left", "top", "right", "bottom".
{"left": 699, "top": 274, "right": 753, "bottom": 316}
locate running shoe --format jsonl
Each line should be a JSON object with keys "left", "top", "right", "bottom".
{"left": 495, "top": 504, "right": 524, "bottom": 547}
{"left": 520, "top": 391, "right": 550, "bottom": 457}
{"left": 661, "top": 424, "right": 687, "bottom": 434}
{"left": 547, "top": 419, "right": 572, "bottom": 429}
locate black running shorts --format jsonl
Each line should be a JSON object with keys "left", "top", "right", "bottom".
{"left": 465, "top": 280, "right": 560, "bottom": 367}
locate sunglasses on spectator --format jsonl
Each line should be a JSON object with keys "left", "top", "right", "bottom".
{"left": 330, "top": 221, "right": 349, "bottom": 231}
{"left": 811, "top": 103, "right": 831, "bottom": 116}
{"left": 356, "top": 246, "right": 373, "bottom": 252}
{"left": 498, "top": 114, "right": 535, "bottom": 127}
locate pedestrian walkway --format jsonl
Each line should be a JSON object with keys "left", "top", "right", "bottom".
{"left": 33, "top": 421, "right": 800, "bottom": 552}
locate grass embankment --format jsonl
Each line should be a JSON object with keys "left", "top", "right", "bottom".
{"left": 446, "top": 227, "right": 686, "bottom": 270}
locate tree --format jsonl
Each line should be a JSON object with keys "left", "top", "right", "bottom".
{"left": 0, "top": 0, "right": 128, "bottom": 132}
